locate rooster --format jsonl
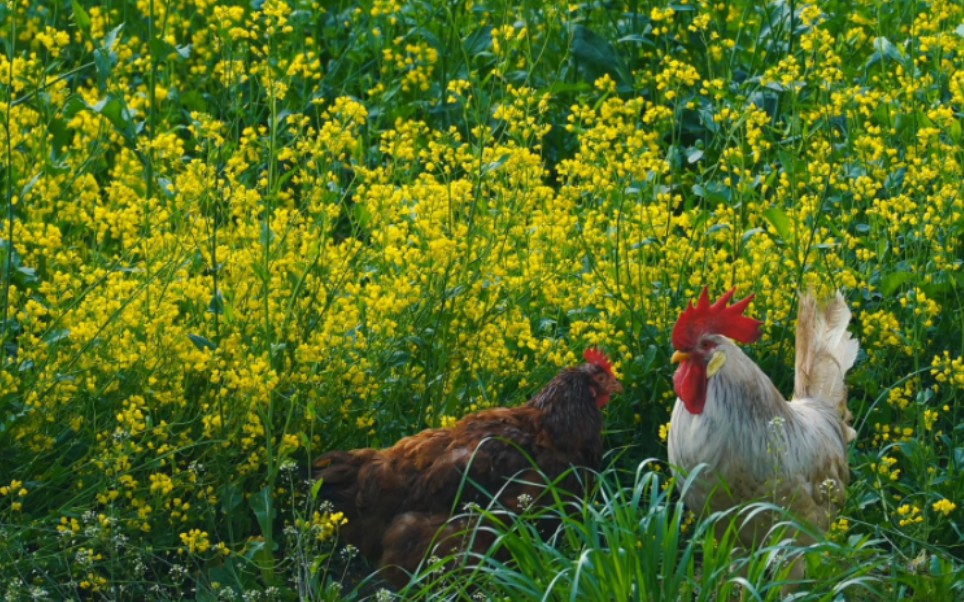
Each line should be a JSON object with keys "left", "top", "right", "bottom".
{"left": 667, "top": 288, "right": 858, "bottom": 579}
{"left": 313, "top": 348, "right": 622, "bottom": 585}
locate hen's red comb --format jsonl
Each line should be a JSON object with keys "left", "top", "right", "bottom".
{"left": 583, "top": 347, "right": 614, "bottom": 376}
{"left": 672, "top": 287, "right": 762, "bottom": 350}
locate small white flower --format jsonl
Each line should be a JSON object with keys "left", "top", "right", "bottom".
{"left": 375, "top": 588, "right": 394, "bottom": 602}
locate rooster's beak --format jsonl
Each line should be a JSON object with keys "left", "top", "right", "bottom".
{"left": 671, "top": 350, "right": 689, "bottom": 364}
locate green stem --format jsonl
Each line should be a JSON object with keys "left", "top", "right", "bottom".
{"left": 1, "top": 7, "right": 16, "bottom": 355}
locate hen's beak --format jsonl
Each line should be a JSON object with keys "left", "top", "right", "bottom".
{"left": 613, "top": 379, "right": 624, "bottom": 394}
{"left": 671, "top": 350, "right": 689, "bottom": 364}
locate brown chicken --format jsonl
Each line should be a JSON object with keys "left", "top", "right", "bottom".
{"left": 313, "top": 348, "right": 622, "bottom": 585}
{"left": 667, "top": 288, "right": 858, "bottom": 580}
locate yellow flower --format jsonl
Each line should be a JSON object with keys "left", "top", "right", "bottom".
{"left": 149, "top": 473, "right": 174, "bottom": 496}
{"left": 179, "top": 529, "right": 212, "bottom": 554}
{"left": 658, "top": 422, "right": 671, "bottom": 443}
{"left": 932, "top": 499, "right": 956, "bottom": 516}
{"left": 896, "top": 504, "right": 923, "bottom": 527}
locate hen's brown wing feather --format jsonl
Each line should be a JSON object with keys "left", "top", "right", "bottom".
{"left": 404, "top": 407, "right": 547, "bottom": 511}
{"left": 312, "top": 406, "right": 560, "bottom": 560}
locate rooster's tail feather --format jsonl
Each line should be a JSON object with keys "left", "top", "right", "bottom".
{"left": 794, "top": 291, "right": 859, "bottom": 441}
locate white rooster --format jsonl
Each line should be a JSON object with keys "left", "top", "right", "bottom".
{"left": 667, "top": 288, "right": 859, "bottom": 579}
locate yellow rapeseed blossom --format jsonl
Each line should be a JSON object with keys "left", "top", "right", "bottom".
{"left": 932, "top": 499, "right": 956, "bottom": 516}
{"left": 659, "top": 422, "right": 670, "bottom": 443}
{"left": 179, "top": 529, "right": 212, "bottom": 554}
{"left": 897, "top": 504, "right": 923, "bottom": 527}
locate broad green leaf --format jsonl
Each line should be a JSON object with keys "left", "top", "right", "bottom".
{"left": 764, "top": 206, "right": 793, "bottom": 242}
{"left": 481, "top": 153, "right": 511, "bottom": 175}
{"left": 686, "top": 148, "right": 704, "bottom": 164}
{"left": 310, "top": 477, "right": 324, "bottom": 501}
{"left": 742, "top": 227, "right": 763, "bottom": 244}
{"left": 72, "top": 1, "right": 91, "bottom": 36}
{"left": 881, "top": 271, "right": 915, "bottom": 296}
{"left": 572, "top": 25, "right": 632, "bottom": 87}
{"left": 866, "top": 37, "right": 904, "bottom": 70}
{"left": 88, "top": 95, "right": 135, "bottom": 140}
{"left": 949, "top": 120, "right": 961, "bottom": 143}
{"left": 249, "top": 486, "right": 276, "bottom": 546}
{"left": 187, "top": 333, "right": 217, "bottom": 351}
{"left": 42, "top": 329, "right": 71, "bottom": 345}
{"left": 464, "top": 26, "right": 492, "bottom": 55}
{"left": 692, "top": 181, "right": 731, "bottom": 204}
{"left": 221, "top": 483, "right": 243, "bottom": 513}
{"left": 208, "top": 291, "right": 224, "bottom": 315}
{"left": 94, "top": 24, "right": 124, "bottom": 90}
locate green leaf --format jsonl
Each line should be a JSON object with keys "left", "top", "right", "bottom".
{"left": 250, "top": 486, "right": 276, "bottom": 541}
{"left": 208, "top": 291, "right": 224, "bottom": 315}
{"left": 464, "top": 26, "right": 492, "bottom": 55}
{"left": 692, "top": 181, "right": 731, "bottom": 204}
{"left": 260, "top": 222, "right": 274, "bottom": 246}
{"left": 187, "top": 333, "right": 217, "bottom": 351}
{"left": 149, "top": 36, "right": 191, "bottom": 61}
{"left": 741, "top": 227, "right": 763, "bottom": 245}
{"left": 93, "top": 24, "right": 124, "bottom": 90}
{"left": 72, "top": 0, "right": 91, "bottom": 36}
{"left": 547, "top": 80, "right": 591, "bottom": 95}
{"left": 865, "top": 37, "right": 905, "bottom": 70}
{"left": 103, "top": 23, "right": 124, "bottom": 51}
{"left": 881, "top": 271, "right": 915, "bottom": 296}
{"left": 242, "top": 538, "right": 268, "bottom": 563}
{"left": 764, "top": 206, "right": 793, "bottom": 242}
{"left": 949, "top": 120, "right": 961, "bottom": 143}
{"left": 481, "top": 153, "right": 511, "bottom": 175}
{"left": 20, "top": 171, "right": 43, "bottom": 198}
{"left": 87, "top": 95, "right": 135, "bottom": 141}
{"left": 617, "top": 32, "right": 655, "bottom": 48}
{"left": 572, "top": 25, "right": 632, "bottom": 88}
{"left": 221, "top": 483, "right": 244, "bottom": 513}
{"left": 42, "top": 329, "right": 71, "bottom": 345}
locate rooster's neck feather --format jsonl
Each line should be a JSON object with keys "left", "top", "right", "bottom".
{"left": 707, "top": 342, "right": 791, "bottom": 425}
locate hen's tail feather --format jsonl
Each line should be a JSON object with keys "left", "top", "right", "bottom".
{"left": 794, "top": 290, "right": 859, "bottom": 441}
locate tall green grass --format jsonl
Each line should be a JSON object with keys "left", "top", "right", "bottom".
{"left": 389, "top": 460, "right": 897, "bottom": 601}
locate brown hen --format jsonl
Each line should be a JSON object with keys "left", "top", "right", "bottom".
{"left": 312, "top": 348, "right": 622, "bottom": 585}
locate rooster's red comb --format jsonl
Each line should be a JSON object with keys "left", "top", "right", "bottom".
{"left": 583, "top": 347, "right": 614, "bottom": 376}
{"left": 672, "top": 287, "right": 762, "bottom": 350}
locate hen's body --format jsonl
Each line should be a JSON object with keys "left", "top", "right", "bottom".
{"left": 668, "top": 291, "right": 858, "bottom": 560}
{"left": 314, "top": 357, "right": 620, "bottom": 584}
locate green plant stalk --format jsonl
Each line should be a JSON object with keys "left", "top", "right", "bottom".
{"left": 1, "top": 6, "right": 16, "bottom": 357}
